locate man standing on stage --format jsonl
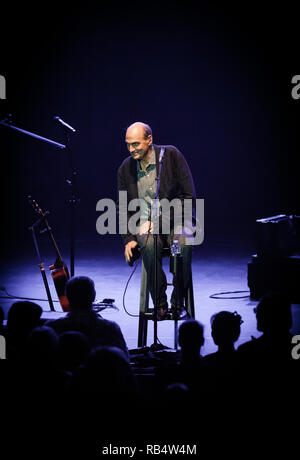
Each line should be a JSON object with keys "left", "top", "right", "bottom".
{"left": 118, "top": 122, "right": 197, "bottom": 320}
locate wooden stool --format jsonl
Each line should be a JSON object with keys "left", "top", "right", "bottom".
{"left": 138, "top": 247, "right": 195, "bottom": 349}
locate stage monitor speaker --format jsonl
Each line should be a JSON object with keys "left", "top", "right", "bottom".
{"left": 248, "top": 254, "right": 300, "bottom": 303}
{"left": 248, "top": 214, "right": 300, "bottom": 302}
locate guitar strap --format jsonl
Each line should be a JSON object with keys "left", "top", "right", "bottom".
{"left": 155, "top": 146, "right": 165, "bottom": 196}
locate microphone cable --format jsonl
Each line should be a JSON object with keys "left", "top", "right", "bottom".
{"left": 0, "top": 287, "right": 118, "bottom": 312}
{"left": 122, "top": 229, "right": 151, "bottom": 317}
{"left": 209, "top": 290, "right": 250, "bottom": 299}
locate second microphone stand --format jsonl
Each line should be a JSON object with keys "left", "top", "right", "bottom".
{"left": 64, "top": 131, "right": 80, "bottom": 278}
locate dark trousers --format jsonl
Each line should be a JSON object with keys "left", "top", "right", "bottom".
{"left": 136, "top": 231, "right": 192, "bottom": 307}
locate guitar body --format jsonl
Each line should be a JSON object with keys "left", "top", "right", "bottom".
{"left": 49, "top": 262, "right": 70, "bottom": 312}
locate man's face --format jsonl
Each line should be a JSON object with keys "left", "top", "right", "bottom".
{"left": 125, "top": 126, "right": 152, "bottom": 161}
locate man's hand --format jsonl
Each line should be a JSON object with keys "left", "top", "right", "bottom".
{"left": 125, "top": 240, "right": 138, "bottom": 263}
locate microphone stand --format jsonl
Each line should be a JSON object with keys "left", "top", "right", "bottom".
{"left": 150, "top": 147, "right": 165, "bottom": 351}
{"left": 0, "top": 116, "right": 66, "bottom": 149}
{"left": 64, "top": 130, "right": 80, "bottom": 278}
{"left": 53, "top": 116, "right": 79, "bottom": 277}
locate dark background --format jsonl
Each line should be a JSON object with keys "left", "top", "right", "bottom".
{"left": 1, "top": 1, "right": 299, "bottom": 257}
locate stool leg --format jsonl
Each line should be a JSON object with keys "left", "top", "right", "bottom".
{"left": 174, "top": 319, "right": 178, "bottom": 349}
{"left": 138, "top": 261, "right": 150, "bottom": 347}
{"left": 185, "top": 269, "right": 195, "bottom": 319}
{"left": 138, "top": 313, "right": 147, "bottom": 347}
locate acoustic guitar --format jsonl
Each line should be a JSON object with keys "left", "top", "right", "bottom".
{"left": 28, "top": 196, "right": 71, "bottom": 312}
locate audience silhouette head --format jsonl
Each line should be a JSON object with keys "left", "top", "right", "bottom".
{"left": 74, "top": 345, "right": 137, "bottom": 394}
{"left": 65, "top": 276, "right": 96, "bottom": 310}
{"left": 164, "top": 382, "right": 190, "bottom": 402}
{"left": 6, "top": 301, "right": 43, "bottom": 344}
{"left": 179, "top": 319, "right": 204, "bottom": 355}
{"left": 255, "top": 291, "right": 292, "bottom": 334}
{"left": 59, "top": 331, "right": 91, "bottom": 372}
{"left": 210, "top": 311, "right": 243, "bottom": 348}
{"left": 26, "top": 325, "right": 60, "bottom": 366}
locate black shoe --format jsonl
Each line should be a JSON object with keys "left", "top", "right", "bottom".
{"left": 155, "top": 303, "right": 168, "bottom": 321}
{"left": 171, "top": 304, "right": 188, "bottom": 320}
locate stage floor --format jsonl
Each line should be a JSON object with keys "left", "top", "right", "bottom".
{"left": 1, "top": 237, "right": 300, "bottom": 353}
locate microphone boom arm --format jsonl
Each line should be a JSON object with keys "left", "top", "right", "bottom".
{"left": 0, "top": 118, "right": 66, "bottom": 149}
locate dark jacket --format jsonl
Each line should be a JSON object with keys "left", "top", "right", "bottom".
{"left": 45, "top": 310, "right": 129, "bottom": 360}
{"left": 117, "top": 144, "right": 196, "bottom": 246}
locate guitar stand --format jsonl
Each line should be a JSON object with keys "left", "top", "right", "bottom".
{"left": 28, "top": 215, "right": 55, "bottom": 312}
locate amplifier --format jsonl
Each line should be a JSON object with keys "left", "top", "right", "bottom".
{"left": 248, "top": 253, "right": 300, "bottom": 302}
{"left": 256, "top": 214, "right": 300, "bottom": 257}
{"left": 248, "top": 214, "right": 300, "bottom": 301}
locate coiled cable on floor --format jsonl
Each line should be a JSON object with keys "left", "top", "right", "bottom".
{"left": 209, "top": 290, "right": 250, "bottom": 299}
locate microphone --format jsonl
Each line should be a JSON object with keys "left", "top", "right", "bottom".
{"left": 53, "top": 115, "right": 76, "bottom": 133}
{"left": 159, "top": 146, "right": 165, "bottom": 163}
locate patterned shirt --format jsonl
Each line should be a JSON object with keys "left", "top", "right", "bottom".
{"left": 137, "top": 146, "right": 158, "bottom": 223}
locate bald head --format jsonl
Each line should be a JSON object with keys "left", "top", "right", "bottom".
{"left": 126, "top": 122, "right": 152, "bottom": 140}
{"left": 125, "top": 121, "right": 153, "bottom": 161}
